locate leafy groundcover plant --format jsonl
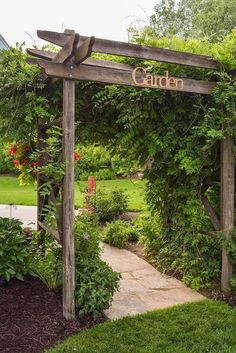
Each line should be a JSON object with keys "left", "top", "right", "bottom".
{"left": 0, "top": 217, "right": 30, "bottom": 281}
{"left": 74, "top": 212, "right": 121, "bottom": 318}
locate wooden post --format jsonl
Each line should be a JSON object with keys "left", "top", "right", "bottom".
{"left": 37, "top": 122, "right": 48, "bottom": 230}
{"left": 221, "top": 131, "right": 234, "bottom": 293}
{"left": 62, "top": 79, "right": 75, "bottom": 319}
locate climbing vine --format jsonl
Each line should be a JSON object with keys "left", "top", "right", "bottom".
{"left": 0, "top": 30, "right": 236, "bottom": 289}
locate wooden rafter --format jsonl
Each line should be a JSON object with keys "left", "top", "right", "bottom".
{"left": 37, "top": 30, "right": 219, "bottom": 70}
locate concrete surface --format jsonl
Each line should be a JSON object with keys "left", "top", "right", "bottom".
{"left": 0, "top": 204, "right": 37, "bottom": 228}
{"left": 101, "top": 243, "right": 205, "bottom": 319}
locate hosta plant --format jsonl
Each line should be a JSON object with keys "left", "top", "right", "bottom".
{"left": 0, "top": 217, "right": 30, "bottom": 281}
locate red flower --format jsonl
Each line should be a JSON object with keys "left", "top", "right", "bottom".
{"left": 13, "top": 159, "right": 20, "bottom": 167}
{"left": 25, "top": 147, "right": 31, "bottom": 153}
{"left": 74, "top": 152, "right": 80, "bottom": 161}
{"left": 31, "top": 161, "right": 38, "bottom": 168}
{"left": 8, "top": 145, "right": 16, "bottom": 156}
{"left": 22, "top": 159, "right": 27, "bottom": 166}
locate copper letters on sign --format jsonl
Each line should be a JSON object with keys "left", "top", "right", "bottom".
{"left": 132, "top": 67, "right": 184, "bottom": 90}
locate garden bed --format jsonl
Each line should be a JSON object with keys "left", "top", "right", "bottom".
{"left": 0, "top": 276, "right": 105, "bottom": 353}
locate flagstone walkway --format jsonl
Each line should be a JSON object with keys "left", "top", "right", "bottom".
{"left": 101, "top": 243, "right": 204, "bottom": 319}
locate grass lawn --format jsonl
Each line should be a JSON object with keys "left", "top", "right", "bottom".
{"left": 46, "top": 300, "right": 236, "bottom": 353}
{"left": 0, "top": 176, "right": 147, "bottom": 211}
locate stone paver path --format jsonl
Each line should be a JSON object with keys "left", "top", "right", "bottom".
{"left": 101, "top": 243, "right": 204, "bottom": 319}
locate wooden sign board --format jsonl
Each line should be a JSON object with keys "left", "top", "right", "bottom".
{"left": 29, "top": 59, "right": 216, "bottom": 95}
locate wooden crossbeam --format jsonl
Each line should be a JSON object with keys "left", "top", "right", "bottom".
{"left": 30, "top": 58, "right": 216, "bottom": 95}
{"left": 37, "top": 30, "right": 219, "bottom": 70}
{"left": 27, "top": 52, "right": 133, "bottom": 71}
{"left": 38, "top": 221, "right": 61, "bottom": 244}
{"left": 27, "top": 48, "right": 55, "bottom": 60}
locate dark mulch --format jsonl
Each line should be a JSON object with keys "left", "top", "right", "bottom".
{"left": 200, "top": 287, "right": 236, "bottom": 308}
{"left": 0, "top": 276, "right": 105, "bottom": 353}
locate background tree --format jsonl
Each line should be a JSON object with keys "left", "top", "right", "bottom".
{"left": 147, "top": 0, "right": 236, "bottom": 42}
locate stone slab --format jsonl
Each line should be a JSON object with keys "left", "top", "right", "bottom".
{"left": 101, "top": 243, "right": 205, "bottom": 319}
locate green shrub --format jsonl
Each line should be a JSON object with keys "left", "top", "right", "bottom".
{"left": 75, "top": 145, "right": 112, "bottom": 180}
{"left": 94, "top": 169, "right": 116, "bottom": 180}
{"left": 0, "top": 217, "right": 30, "bottom": 281}
{"left": 79, "top": 168, "right": 116, "bottom": 181}
{"left": 89, "top": 188, "right": 128, "bottom": 221}
{"left": 74, "top": 213, "right": 121, "bottom": 318}
{"left": 0, "top": 143, "right": 16, "bottom": 174}
{"left": 137, "top": 213, "right": 221, "bottom": 290}
{"left": 30, "top": 231, "right": 62, "bottom": 289}
{"left": 103, "top": 220, "right": 130, "bottom": 248}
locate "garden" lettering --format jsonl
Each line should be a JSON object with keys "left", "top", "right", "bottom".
{"left": 132, "top": 67, "right": 184, "bottom": 90}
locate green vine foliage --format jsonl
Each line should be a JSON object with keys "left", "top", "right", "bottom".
{"left": 74, "top": 30, "right": 236, "bottom": 289}
{"left": 0, "top": 30, "right": 236, "bottom": 290}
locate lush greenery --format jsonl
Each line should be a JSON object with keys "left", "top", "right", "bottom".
{"left": 28, "top": 213, "right": 121, "bottom": 318}
{"left": 0, "top": 217, "right": 30, "bottom": 281}
{"left": 0, "top": 21, "right": 236, "bottom": 291}
{"left": 74, "top": 213, "right": 121, "bottom": 318}
{"left": 0, "top": 176, "right": 146, "bottom": 211}
{"left": 88, "top": 188, "right": 128, "bottom": 221}
{"left": 76, "top": 31, "right": 236, "bottom": 289}
{"left": 103, "top": 220, "right": 131, "bottom": 248}
{"left": 46, "top": 300, "right": 236, "bottom": 353}
{"left": 74, "top": 144, "right": 135, "bottom": 180}
{"left": 0, "top": 143, "right": 16, "bottom": 174}
{"left": 30, "top": 232, "right": 62, "bottom": 289}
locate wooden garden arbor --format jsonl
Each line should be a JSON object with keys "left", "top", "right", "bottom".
{"left": 27, "top": 29, "right": 234, "bottom": 319}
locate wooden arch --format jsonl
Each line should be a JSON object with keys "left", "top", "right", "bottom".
{"left": 27, "top": 29, "right": 234, "bottom": 319}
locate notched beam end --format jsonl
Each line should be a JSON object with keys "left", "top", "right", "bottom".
{"left": 74, "top": 36, "right": 95, "bottom": 65}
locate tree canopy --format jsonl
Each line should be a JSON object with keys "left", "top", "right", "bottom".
{"left": 143, "top": 0, "right": 236, "bottom": 43}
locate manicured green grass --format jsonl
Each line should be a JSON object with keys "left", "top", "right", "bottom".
{"left": 46, "top": 300, "right": 236, "bottom": 353}
{"left": 0, "top": 176, "right": 147, "bottom": 211}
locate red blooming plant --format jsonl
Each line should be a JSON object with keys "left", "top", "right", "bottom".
{"left": 74, "top": 152, "right": 81, "bottom": 161}
{"left": 8, "top": 142, "right": 38, "bottom": 185}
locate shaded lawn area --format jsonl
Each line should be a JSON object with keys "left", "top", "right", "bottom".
{"left": 0, "top": 176, "right": 147, "bottom": 211}
{"left": 46, "top": 300, "right": 236, "bottom": 353}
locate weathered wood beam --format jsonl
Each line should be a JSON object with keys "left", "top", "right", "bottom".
{"left": 200, "top": 194, "right": 220, "bottom": 231}
{"left": 37, "top": 30, "right": 219, "bottom": 69}
{"left": 37, "top": 121, "right": 49, "bottom": 230}
{"left": 74, "top": 36, "right": 95, "bottom": 64}
{"left": 221, "top": 132, "right": 234, "bottom": 293}
{"left": 62, "top": 79, "right": 75, "bottom": 320}
{"left": 38, "top": 221, "right": 61, "bottom": 244}
{"left": 27, "top": 48, "right": 56, "bottom": 60}
{"left": 27, "top": 54, "right": 133, "bottom": 71}
{"left": 33, "top": 59, "right": 216, "bottom": 95}
{"left": 84, "top": 58, "right": 133, "bottom": 71}
{"left": 52, "top": 32, "right": 79, "bottom": 64}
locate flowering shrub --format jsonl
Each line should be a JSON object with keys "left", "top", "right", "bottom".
{"left": 0, "top": 143, "right": 16, "bottom": 174}
{"left": 7, "top": 141, "right": 81, "bottom": 185}
{"left": 8, "top": 142, "right": 38, "bottom": 185}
